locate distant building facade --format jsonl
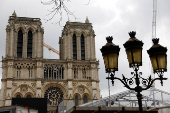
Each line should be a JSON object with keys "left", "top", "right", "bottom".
{"left": 0, "top": 11, "right": 100, "bottom": 112}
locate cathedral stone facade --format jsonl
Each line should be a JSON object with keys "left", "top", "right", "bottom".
{"left": 0, "top": 12, "right": 100, "bottom": 111}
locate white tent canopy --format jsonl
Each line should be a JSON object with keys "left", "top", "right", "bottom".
{"left": 80, "top": 87, "right": 170, "bottom": 108}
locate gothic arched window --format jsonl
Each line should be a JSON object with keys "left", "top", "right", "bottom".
{"left": 17, "top": 30, "right": 23, "bottom": 58}
{"left": 73, "top": 34, "right": 77, "bottom": 60}
{"left": 75, "top": 95, "right": 79, "bottom": 106}
{"left": 43, "top": 65, "right": 64, "bottom": 80}
{"left": 83, "top": 95, "right": 88, "bottom": 103}
{"left": 81, "top": 34, "right": 85, "bottom": 60}
{"left": 26, "top": 95, "right": 32, "bottom": 98}
{"left": 16, "top": 95, "right": 21, "bottom": 98}
{"left": 27, "top": 30, "right": 32, "bottom": 58}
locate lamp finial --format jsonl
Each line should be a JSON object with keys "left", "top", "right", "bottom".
{"left": 106, "top": 36, "right": 113, "bottom": 43}
{"left": 152, "top": 38, "right": 159, "bottom": 44}
{"left": 129, "top": 31, "right": 136, "bottom": 38}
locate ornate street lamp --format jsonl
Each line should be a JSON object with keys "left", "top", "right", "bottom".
{"left": 123, "top": 31, "right": 143, "bottom": 68}
{"left": 100, "top": 36, "right": 120, "bottom": 73}
{"left": 100, "top": 31, "right": 168, "bottom": 113}
{"left": 147, "top": 39, "right": 167, "bottom": 72}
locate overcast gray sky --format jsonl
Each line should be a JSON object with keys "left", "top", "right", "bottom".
{"left": 1, "top": 0, "right": 170, "bottom": 98}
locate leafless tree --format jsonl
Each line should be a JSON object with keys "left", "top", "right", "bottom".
{"left": 41, "top": 0, "right": 90, "bottom": 24}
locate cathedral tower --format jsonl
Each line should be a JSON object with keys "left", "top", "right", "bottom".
{"left": 59, "top": 17, "right": 96, "bottom": 61}
{"left": 1, "top": 11, "right": 44, "bottom": 106}
{"left": 5, "top": 11, "right": 44, "bottom": 59}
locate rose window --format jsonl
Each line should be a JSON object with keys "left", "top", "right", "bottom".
{"left": 44, "top": 86, "right": 63, "bottom": 105}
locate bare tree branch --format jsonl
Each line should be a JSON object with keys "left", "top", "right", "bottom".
{"left": 41, "top": 0, "right": 77, "bottom": 25}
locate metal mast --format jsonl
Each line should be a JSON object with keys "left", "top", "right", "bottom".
{"left": 151, "top": 0, "right": 157, "bottom": 88}
{"left": 150, "top": 0, "right": 157, "bottom": 107}
{"left": 152, "top": 0, "right": 157, "bottom": 39}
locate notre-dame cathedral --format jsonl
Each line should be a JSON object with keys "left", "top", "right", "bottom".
{"left": 0, "top": 11, "right": 100, "bottom": 111}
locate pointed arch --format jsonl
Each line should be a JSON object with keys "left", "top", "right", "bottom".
{"left": 15, "top": 26, "right": 26, "bottom": 33}
{"left": 73, "top": 34, "right": 77, "bottom": 60}
{"left": 75, "top": 95, "right": 79, "bottom": 106}
{"left": 26, "top": 26, "right": 36, "bottom": 34}
{"left": 27, "top": 30, "right": 32, "bottom": 58}
{"left": 82, "top": 93, "right": 90, "bottom": 104}
{"left": 80, "top": 31, "right": 87, "bottom": 37}
{"left": 24, "top": 92, "right": 34, "bottom": 98}
{"left": 81, "top": 34, "right": 85, "bottom": 60}
{"left": 73, "top": 84, "right": 92, "bottom": 100}
{"left": 12, "top": 84, "right": 35, "bottom": 98}
{"left": 17, "top": 30, "right": 23, "bottom": 58}
{"left": 83, "top": 95, "right": 88, "bottom": 103}
{"left": 14, "top": 92, "right": 23, "bottom": 98}
{"left": 73, "top": 93, "right": 81, "bottom": 106}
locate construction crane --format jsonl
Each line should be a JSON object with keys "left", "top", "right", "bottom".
{"left": 43, "top": 43, "right": 60, "bottom": 55}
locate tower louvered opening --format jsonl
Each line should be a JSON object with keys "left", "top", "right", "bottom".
{"left": 27, "top": 30, "right": 32, "bottom": 58}
{"left": 73, "top": 34, "right": 77, "bottom": 60}
{"left": 17, "top": 30, "right": 23, "bottom": 58}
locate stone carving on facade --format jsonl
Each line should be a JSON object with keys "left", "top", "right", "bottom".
{"left": 72, "top": 83, "right": 77, "bottom": 89}
{"left": 42, "top": 82, "right": 50, "bottom": 89}
{"left": 86, "top": 82, "right": 92, "bottom": 88}
{"left": 2, "top": 63, "right": 7, "bottom": 69}
{"left": 64, "top": 29, "right": 69, "bottom": 36}
{"left": 25, "top": 25, "right": 36, "bottom": 33}
{"left": 62, "top": 24, "right": 71, "bottom": 36}
{"left": 43, "top": 82, "right": 67, "bottom": 95}
{"left": 62, "top": 82, "right": 67, "bottom": 88}
{"left": 14, "top": 63, "right": 36, "bottom": 69}
{"left": 69, "top": 94, "right": 72, "bottom": 99}
{"left": 31, "top": 83, "right": 36, "bottom": 88}
{"left": 12, "top": 83, "right": 18, "bottom": 88}
{"left": 6, "top": 25, "right": 11, "bottom": 32}
{"left": 6, "top": 93, "right": 11, "bottom": 99}
{"left": 72, "top": 65, "right": 90, "bottom": 70}
{"left": 44, "top": 64, "right": 63, "bottom": 68}
{"left": 12, "top": 84, "right": 36, "bottom": 98}
{"left": 15, "top": 24, "right": 26, "bottom": 32}
{"left": 87, "top": 29, "right": 95, "bottom": 37}
{"left": 70, "top": 25, "right": 89, "bottom": 30}
{"left": 20, "top": 85, "right": 28, "bottom": 93}
{"left": 14, "top": 19, "right": 41, "bottom": 26}
{"left": 59, "top": 37, "right": 63, "bottom": 44}
{"left": 37, "top": 94, "right": 40, "bottom": 98}
{"left": 37, "top": 62, "right": 42, "bottom": 68}
{"left": 93, "top": 94, "right": 97, "bottom": 99}
{"left": 77, "top": 32, "right": 81, "bottom": 37}
{"left": 78, "top": 86, "right": 85, "bottom": 94}
{"left": 67, "top": 63, "right": 72, "bottom": 69}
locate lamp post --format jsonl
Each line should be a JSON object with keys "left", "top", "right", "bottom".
{"left": 100, "top": 31, "right": 168, "bottom": 113}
